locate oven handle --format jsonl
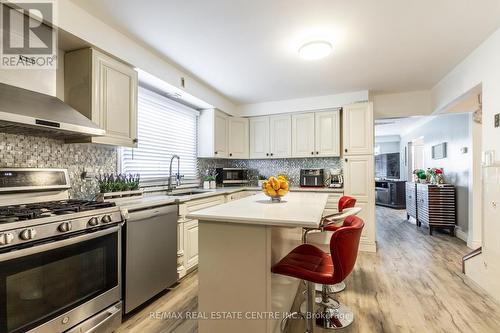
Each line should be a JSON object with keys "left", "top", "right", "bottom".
{"left": 0, "top": 226, "right": 120, "bottom": 262}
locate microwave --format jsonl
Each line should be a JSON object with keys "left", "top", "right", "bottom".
{"left": 300, "top": 168, "right": 325, "bottom": 187}
{"left": 216, "top": 168, "right": 249, "bottom": 186}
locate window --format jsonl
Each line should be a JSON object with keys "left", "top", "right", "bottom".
{"left": 121, "top": 86, "right": 199, "bottom": 181}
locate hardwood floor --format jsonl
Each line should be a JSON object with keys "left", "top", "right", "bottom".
{"left": 117, "top": 206, "right": 500, "bottom": 333}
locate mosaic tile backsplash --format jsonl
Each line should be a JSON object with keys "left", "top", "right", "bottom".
{"left": 0, "top": 132, "right": 117, "bottom": 199}
{"left": 198, "top": 157, "right": 342, "bottom": 185}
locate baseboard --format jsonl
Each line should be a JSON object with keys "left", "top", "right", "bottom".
{"left": 456, "top": 227, "right": 468, "bottom": 243}
{"left": 468, "top": 240, "right": 482, "bottom": 250}
{"left": 359, "top": 240, "right": 377, "bottom": 253}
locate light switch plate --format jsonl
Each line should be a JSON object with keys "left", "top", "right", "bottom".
{"left": 495, "top": 113, "right": 500, "bottom": 128}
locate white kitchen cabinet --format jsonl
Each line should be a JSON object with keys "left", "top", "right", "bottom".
{"left": 269, "top": 115, "right": 292, "bottom": 158}
{"left": 343, "top": 155, "right": 374, "bottom": 202}
{"left": 315, "top": 111, "right": 340, "bottom": 156}
{"left": 291, "top": 113, "right": 315, "bottom": 157}
{"left": 343, "top": 102, "right": 374, "bottom": 155}
{"left": 184, "top": 219, "right": 199, "bottom": 270}
{"left": 249, "top": 116, "right": 270, "bottom": 158}
{"left": 343, "top": 155, "right": 376, "bottom": 252}
{"left": 250, "top": 115, "right": 291, "bottom": 158}
{"left": 228, "top": 117, "right": 249, "bottom": 159}
{"left": 198, "top": 109, "right": 231, "bottom": 158}
{"left": 65, "top": 48, "right": 138, "bottom": 147}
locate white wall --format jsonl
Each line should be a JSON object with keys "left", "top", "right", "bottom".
{"left": 236, "top": 90, "right": 368, "bottom": 117}
{"left": 432, "top": 27, "right": 500, "bottom": 157}
{"left": 431, "top": 26, "right": 500, "bottom": 303}
{"left": 371, "top": 90, "right": 432, "bottom": 119}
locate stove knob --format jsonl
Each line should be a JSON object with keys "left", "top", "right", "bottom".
{"left": 101, "top": 215, "right": 112, "bottom": 223}
{"left": 19, "top": 228, "right": 36, "bottom": 241}
{"left": 58, "top": 222, "right": 72, "bottom": 233}
{"left": 88, "top": 217, "right": 99, "bottom": 226}
{"left": 0, "top": 232, "right": 14, "bottom": 245}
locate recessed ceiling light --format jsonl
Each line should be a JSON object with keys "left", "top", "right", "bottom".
{"left": 298, "top": 41, "right": 332, "bottom": 60}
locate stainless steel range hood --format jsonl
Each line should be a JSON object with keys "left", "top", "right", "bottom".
{"left": 0, "top": 83, "right": 105, "bottom": 138}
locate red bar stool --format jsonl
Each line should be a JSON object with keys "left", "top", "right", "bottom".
{"left": 302, "top": 196, "right": 358, "bottom": 294}
{"left": 272, "top": 215, "right": 364, "bottom": 331}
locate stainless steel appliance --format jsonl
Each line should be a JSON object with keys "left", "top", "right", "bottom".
{"left": 300, "top": 169, "right": 325, "bottom": 187}
{"left": 0, "top": 168, "right": 123, "bottom": 333}
{"left": 0, "top": 83, "right": 105, "bottom": 138}
{"left": 121, "top": 204, "right": 178, "bottom": 314}
{"left": 329, "top": 169, "right": 344, "bottom": 188}
{"left": 215, "top": 168, "right": 249, "bottom": 186}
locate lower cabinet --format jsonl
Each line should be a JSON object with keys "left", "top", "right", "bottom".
{"left": 184, "top": 219, "right": 199, "bottom": 270}
{"left": 177, "top": 195, "right": 225, "bottom": 279}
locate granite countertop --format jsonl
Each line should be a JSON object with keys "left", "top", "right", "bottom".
{"left": 117, "top": 186, "right": 343, "bottom": 211}
{"left": 187, "top": 192, "right": 329, "bottom": 228}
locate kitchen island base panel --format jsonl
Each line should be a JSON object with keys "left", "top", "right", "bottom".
{"left": 198, "top": 220, "right": 303, "bottom": 333}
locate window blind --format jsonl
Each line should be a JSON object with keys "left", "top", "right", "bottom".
{"left": 121, "top": 87, "right": 199, "bottom": 181}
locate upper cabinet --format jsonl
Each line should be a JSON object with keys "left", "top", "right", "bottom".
{"left": 198, "top": 109, "right": 248, "bottom": 159}
{"left": 315, "top": 111, "right": 340, "bottom": 157}
{"left": 342, "top": 102, "right": 373, "bottom": 155}
{"left": 249, "top": 115, "right": 291, "bottom": 159}
{"left": 291, "top": 113, "right": 315, "bottom": 157}
{"left": 228, "top": 117, "right": 249, "bottom": 159}
{"left": 65, "top": 48, "right": 138, "bottom": 147}
{"left": 249, "top": 117, "right": 270, "bottom": 159}
{"left": 291, "top": 110, "right": 340, "bottom": 158}
{"left": 269, "top": 115, "right": 292, "bottom": 158}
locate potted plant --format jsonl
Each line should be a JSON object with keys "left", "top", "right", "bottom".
{"left": 257, "top": 175, "right": 267, "bottom": 187}
{"left": 202, "top": 175, "right": 211, "bottom": 189}
{"left": 429, "top": 168, "right": 444, "bottom": 184}
{"left": 413, "top": 169, "right": 427, "bottom": 183}
{"left": 96, "top": 173, "right": 141, "bottom": 201}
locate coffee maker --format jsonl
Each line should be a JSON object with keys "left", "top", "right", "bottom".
{"left": 329, "top": 168, "right": 344, "bottom": 188}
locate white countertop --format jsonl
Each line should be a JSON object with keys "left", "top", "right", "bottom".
{"left": 187, "top": 192, "right": 329, "bottom": 228}
{"left": 116, "top": 186, "right": 342, "bottom": 211}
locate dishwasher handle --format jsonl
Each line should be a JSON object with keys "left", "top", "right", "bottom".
{"left": 125, "top": 205, "right": 178, "bottom": 221}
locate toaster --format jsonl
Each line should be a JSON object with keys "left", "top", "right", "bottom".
{"left": 299, "top": 169, "right": 324, "bottom": 187}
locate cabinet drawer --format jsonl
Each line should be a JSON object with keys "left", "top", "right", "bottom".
{"left": 186, "top": 195, "right": 225, "bottom": 213}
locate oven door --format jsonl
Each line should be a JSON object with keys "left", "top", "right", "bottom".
{"left": 0, "top": 226, "right": 121, "bottom": 333}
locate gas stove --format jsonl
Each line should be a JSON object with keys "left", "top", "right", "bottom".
{"left": 0, "top": 199, "right": 115, "bottom": 223}
{"left": 0, "top": 169, "right": 122, "bottom": 247}
{"left": 0, "top": 168, "right": 123, "bottom": 333}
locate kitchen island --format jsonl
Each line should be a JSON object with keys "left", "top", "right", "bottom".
{"left": 187, "top": 192, "right": 329, "bottom": 333}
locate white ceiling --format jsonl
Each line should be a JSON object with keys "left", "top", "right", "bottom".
{"left": 70, "top": 0, "right": 500, "bottom": 105}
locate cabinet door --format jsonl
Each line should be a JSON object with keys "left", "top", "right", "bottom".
{"left": 291, "top": 113, "right": 315, "bottom": 157}
{"left": 228, "top": 118, "right": 249, "bottom": 159}
{"left": 249, "top": 117, "right": 270, "bottom": 159}
{"left": 342, "top": 102, "right": 373, "bottom": 155}
{"left": 343, "top": 155, "right": 374, "bottom": 202}
{"left": 269, "top": 115, "right": 291, "bottom": 158}
{"left": 315, "top": 111, "right": 340, "bottom": 156}
{"left": 93, "top": 50, "right": 138, "bottom": 147}
{"left": 214, "top": 112, "right": 228, "bottom": 158}
{"left": 184, "top": 219, "right": 199, "bottom": 270}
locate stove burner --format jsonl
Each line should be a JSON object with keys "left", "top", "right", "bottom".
{"left": 0, "top": 200, "right": 116, "bottom": 223}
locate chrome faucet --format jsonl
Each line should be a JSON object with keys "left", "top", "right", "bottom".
{"left": 168, "top": 155, "right": 182, "bottom": 192}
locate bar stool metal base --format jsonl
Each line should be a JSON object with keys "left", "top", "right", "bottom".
{"left": 315, "top": 282, "right": 346, "bottom": 293}
{"left": 315, "top": 302, "right": 354, "bottom": 329}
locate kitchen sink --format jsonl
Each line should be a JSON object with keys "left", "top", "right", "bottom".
{"left": 168, "top": 190, "right": 212, "bottom": 196}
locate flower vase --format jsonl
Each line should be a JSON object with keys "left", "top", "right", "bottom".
{"left": 210, "top": 180, "right": 216, "bottom": 189}
{"left": 203, "top": 181, "right": 210, "bottom": 189}
{"left": 430, "top": 174, "right": 438, "bottom": 185}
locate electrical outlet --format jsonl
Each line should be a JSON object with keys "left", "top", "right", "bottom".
{"left": 495, "top": 113, "right": 500, "bottom": 128}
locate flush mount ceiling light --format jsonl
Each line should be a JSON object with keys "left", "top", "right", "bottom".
{"left": 298, "top": 41, "right": 332, "bottom": 60}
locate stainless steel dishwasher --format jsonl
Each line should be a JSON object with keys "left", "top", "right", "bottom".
{"left": 123, "top": 204, "right": 178, "bottom": 313}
